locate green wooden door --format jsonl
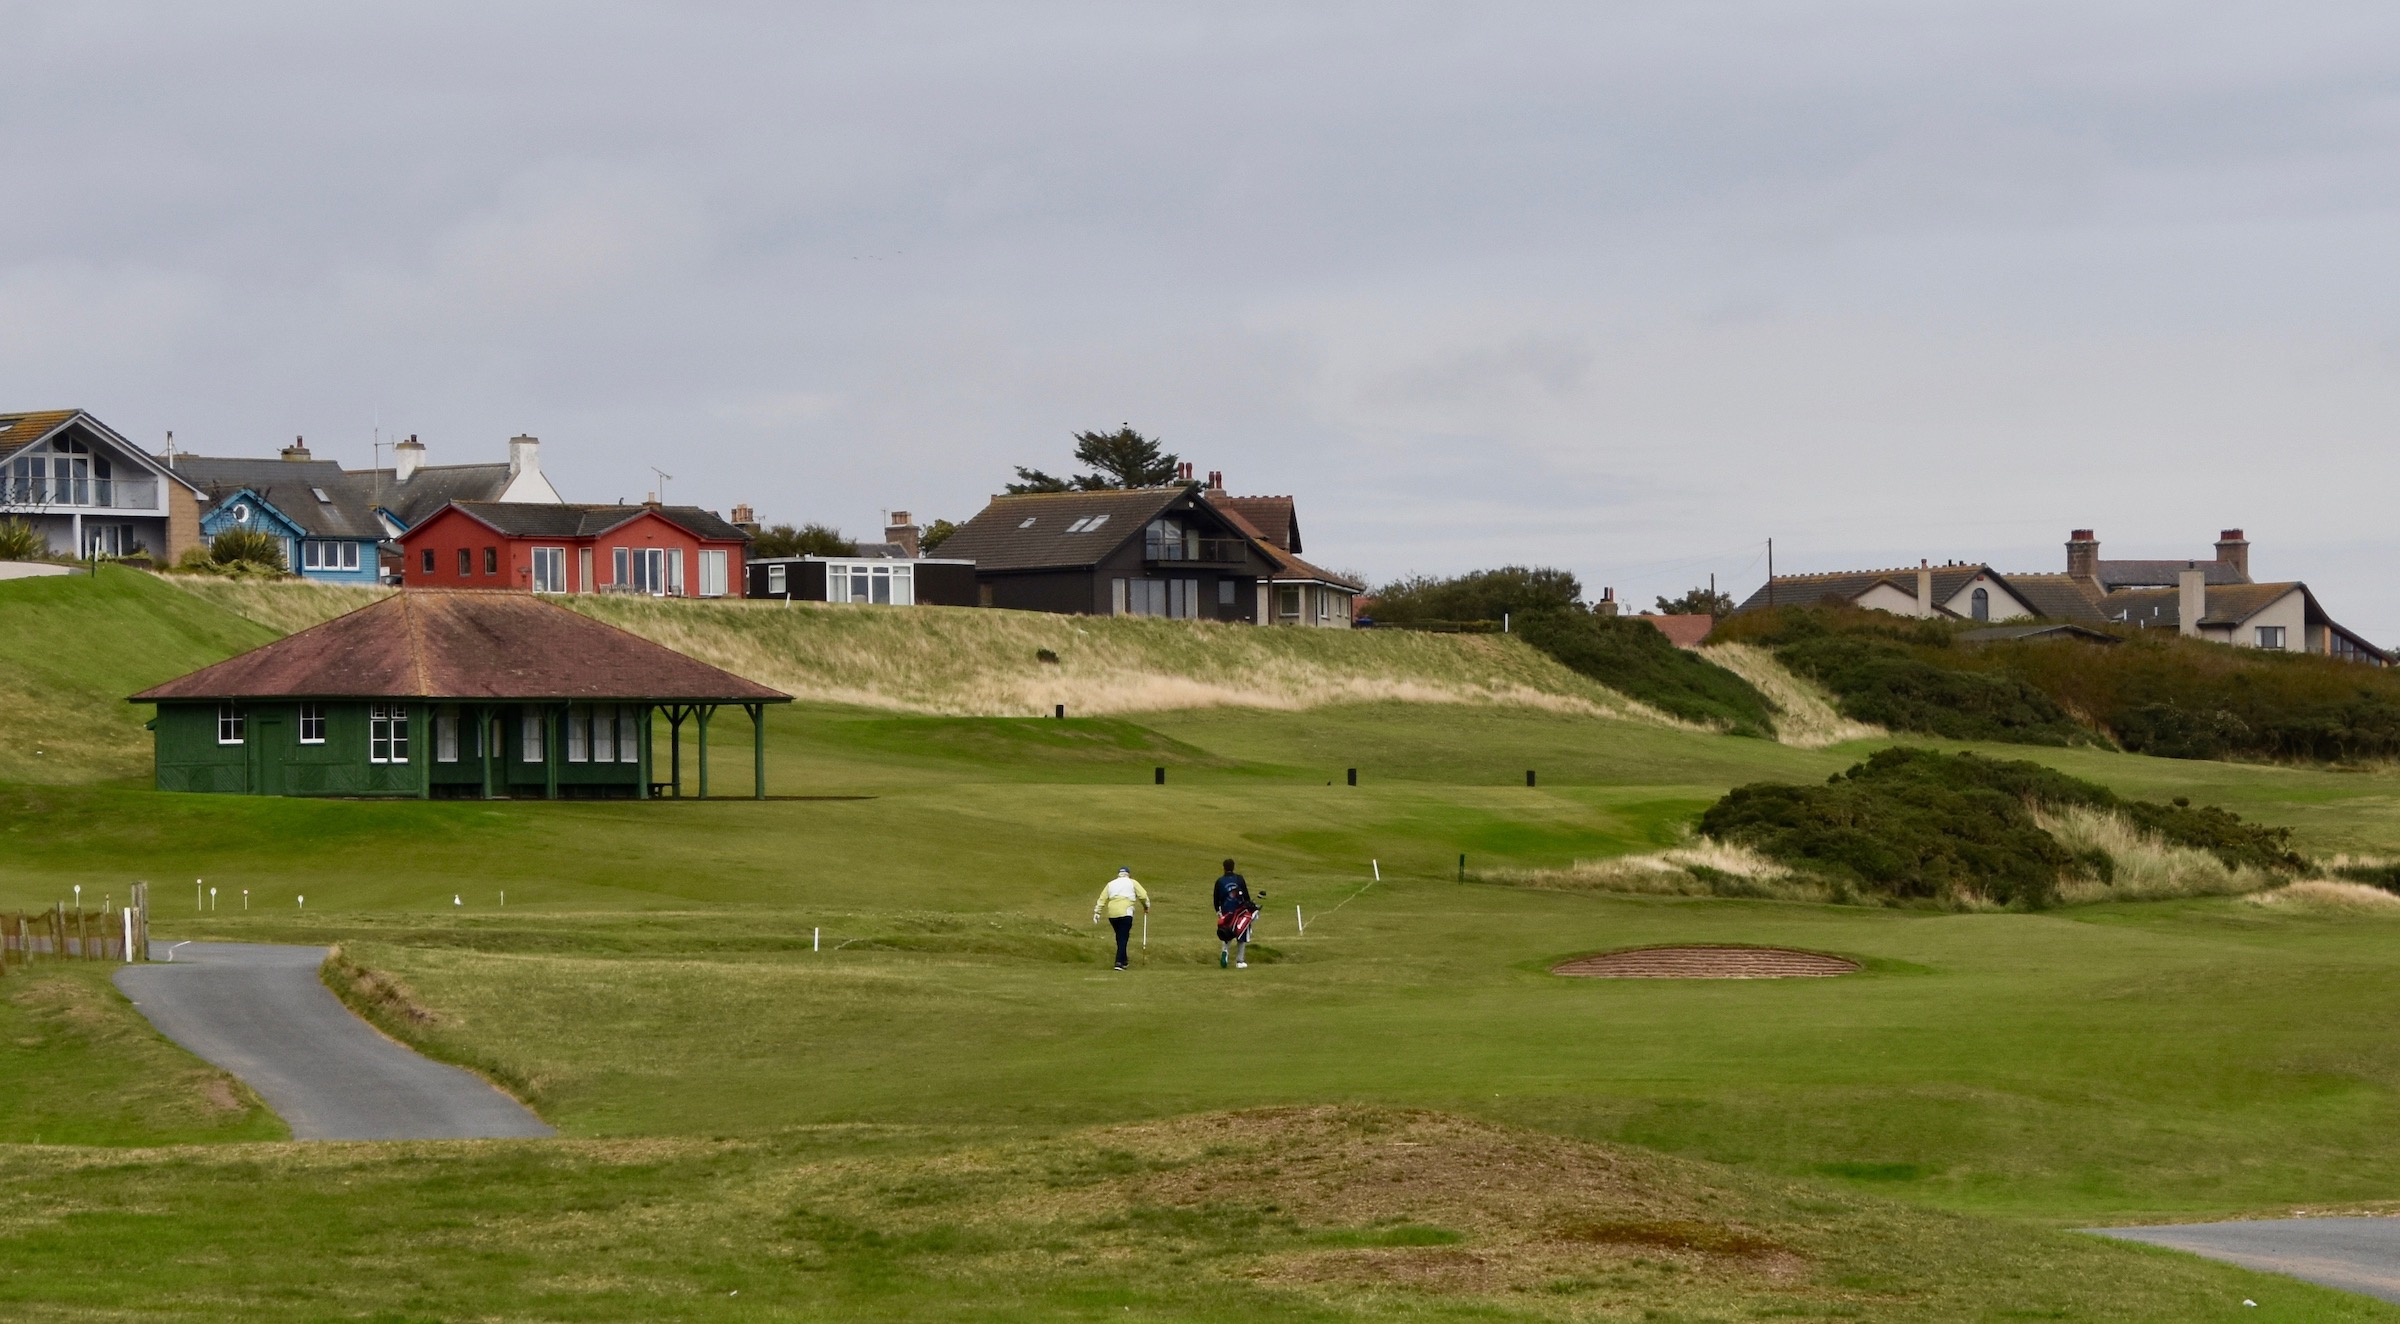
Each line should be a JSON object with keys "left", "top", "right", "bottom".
{"left": 254, "top": 719, "right": 285, "bottom": 796}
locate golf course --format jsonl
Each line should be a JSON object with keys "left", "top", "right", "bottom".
{"left": 7, "top": 567, "right": 2400, "bottom": 1320}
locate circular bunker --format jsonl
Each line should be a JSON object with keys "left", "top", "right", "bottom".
{"left": 1553, "top": 945, "right": 1860, "bottom": 980}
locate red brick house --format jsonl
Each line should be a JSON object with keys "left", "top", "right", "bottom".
{"left": 400, "top": 501, "right": 751, "bottom": 597}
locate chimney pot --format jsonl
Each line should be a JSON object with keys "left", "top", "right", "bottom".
{"left": 884, "top": 509, "right": 923, "bottom": 558}
{"left": 280, "top": 436, "right": 311, "bottom": 462}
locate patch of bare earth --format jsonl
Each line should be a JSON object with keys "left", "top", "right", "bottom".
{"left": 1553, "top": 945, "right": 1860, "bottom": 979}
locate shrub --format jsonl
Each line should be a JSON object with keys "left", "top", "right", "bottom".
{"left": 1697, "top": 747, "right": 2300, "bottom": 908}
{"left": 209, "top": 528, "right": 288, "bottom": 572}
{"left": 0, "top": 517, "right": 45, "bottom": 561}
{"left": 1513, "top": 609, "right": 1777, "bottom": 737}
{"left": 1368, "top": 566, "right": 1582, "bottom": 624}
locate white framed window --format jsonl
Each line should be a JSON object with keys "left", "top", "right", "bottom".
{"left": 301, "top": 541, "right": 362, "bottom": 572}
{"left": 436, "top": 708, "right": 459, "bottom": 762}
{"left": 369, "top": 704, "right": 410, "bottom": 764}
{"left": 567, "top": 706, "right": 588, "bottom": 762}
{"left": 665, "top": 549, "right": 685, "bottom": 596}
{"left": 2255, "top": 625, "right": 2286, "bottom": 649}
{"left": 531, "top": 546, "right": 566, "bottom": 594}
{"left": 612, "top": 546, "right": 630, "bottom": 590}
{"left": 522, "top": 709, "right": 545, "bottom": 762}
{"left": 217, "top": 705, "right": 245, "bottom": 745}
{"left": 767, "top": 564, "right": 786, "bottom": 596}
{"left": 617, "top": 707, "right": 640, "bottom": 763}
{"left": 699, "top": 548, "right": 728, "bottom": 598}
{"left": 591, "top": 705, "right": 616, "bottom": 762}
{"left": 299, "top": 703, "right": 326, "bottom": 744}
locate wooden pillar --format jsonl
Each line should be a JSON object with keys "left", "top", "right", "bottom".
{"left": 750, "top": 702, "right": 765, "bottom": 800}
{"left": 697, "top": 704, "right": 713, "bottom": 800}
{"left": 636, "top": 705, "right": 652, "bottom": 799}
{"left": 669, "top": 706, "right": 685, "bottom": 798}
{"left": 479, "top": 706, "right": 495, "bottom": 800}
{"left": 544, "top": 704, "right": 560, "bottom": 800}
{"left": 417, "top": 705, "right": 433, "bottom": 799}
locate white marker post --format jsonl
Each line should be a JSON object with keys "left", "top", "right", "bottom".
{"left": 242, "top": 889, "right": 249, "bottom": 911}
{"left": 813, "top": 927, "right": 820, "bottom": 952}
{"left": 121, "top": 906, "right": 133, "bottom": 963}
{"left": 1296, "top": 905, "right": 1305, "bottom": 935}
{"left": 297, "top": 895, "right": 305, "bottom": 910}
{"left": 1372, "top": 859, "right": 1380, "bottom": 881}
{"left": 208, "top": 887, "right": 216, "bottom": 912}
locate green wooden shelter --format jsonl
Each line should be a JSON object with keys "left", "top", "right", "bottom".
{"left": 131, "top": 591, "right": 791, "bottom": 799}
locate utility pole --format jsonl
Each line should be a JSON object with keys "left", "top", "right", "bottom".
{"left": 1766, "top": 538, "right": 1774, "bottom": 607}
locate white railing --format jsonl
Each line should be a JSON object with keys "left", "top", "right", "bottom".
{"left": 0, "top": 477, "right": 160, "bottom": 510}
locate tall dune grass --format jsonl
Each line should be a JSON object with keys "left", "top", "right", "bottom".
{"left": 167, "top": 577, "right": 1669, "bottom": 719}
{"left": 2036, "top": 805, "right": 2273, "bottom": 903}
{"left": 2246, "top": 881, "right": 2400, "bottom": 914}
{"left": 1700, "top": 642, "right": 1882, "bottom": 748}
{"left": 1486, "top": 841, "right": 1833, "bottom": 902}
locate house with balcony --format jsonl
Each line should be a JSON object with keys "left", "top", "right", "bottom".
{"left": 0, "top": 409, "right": 205, "bottom": 561}
{"left": 937, "top": 484, "right": 1292, "bottom": 621}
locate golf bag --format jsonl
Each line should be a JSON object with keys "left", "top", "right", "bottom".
{"left": 1216, "top": 906, "right": 1257, "bottom": 944}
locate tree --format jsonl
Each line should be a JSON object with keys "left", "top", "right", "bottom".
{"left": 750, "top": 523, "right": 857, "bottom": 558}
{"left": 1654, "top": 586, "right": 1735, "bottom": 618}
{"left": 919, "top": 518, "right": 960, "bottom": 554}
{"left": 1367, "top": 566, "right": 1583, "bottom": 624}
{"left": 1006, "top": 426, "right": 1181, "bottom": 493}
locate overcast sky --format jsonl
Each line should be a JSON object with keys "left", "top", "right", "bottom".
{"left": 7, "top": 4, "right": 2399, "bottom": 633}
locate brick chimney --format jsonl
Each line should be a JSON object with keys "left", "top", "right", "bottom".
{"left": 281, "top": 435, "right": 311, "bottom": 462}
{"left": 2178, "top": 563, "right": 2206, "bottom": 637}
{"left": 1204, "top": 470, "right": 1226, "bottom": 499}
{"left": 1916, "top": 561, "right": 1933, "bottom": 617}
{"left": 2215, "top": 528, "right": 2250, "bottom": 582}
{"left": 2065, "top": 529, "right": 2099, "bottom": 582}
{"left": 730, "top": 503, "right": 758, "bottom": 533}
{"left": 393, "top": 435, "right": 425, "bottom": 483}
{"left": 885, "top": 510, "right": 921, "bottom": 558}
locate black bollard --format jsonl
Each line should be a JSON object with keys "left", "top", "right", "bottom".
{"left": 1155, "top": 767, "right": 1166, "bottom": 785}
{"left": 1346, "top": 767, "right": 1357, "bottom": 786}
{"left": 1526, "top": 769, "right": 1536, "bottom": 787}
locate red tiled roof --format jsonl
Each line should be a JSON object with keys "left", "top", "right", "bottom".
{"left": 130, "top": 591, "right": 790, "bottom": 704}
{"left": 1632, "top": 614, "right": 1715, "bottom": 649}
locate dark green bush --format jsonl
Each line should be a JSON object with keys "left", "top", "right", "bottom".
{"left": 1513, "top": 609, "right": 1777, "bottom": 737}
{"left": 1367, "top": 566, "right": 1583, "bottom": 625}
{"left": 1698, "top": 748, "right": 2299, "bottom": 907}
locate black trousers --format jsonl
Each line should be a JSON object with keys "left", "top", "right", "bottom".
{"left": 1110, "top": 915, "right": 1133, "bottom": 966}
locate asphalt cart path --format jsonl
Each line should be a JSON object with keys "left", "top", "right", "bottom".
{"left": 115, "top": 941, "right": 552, "bottom": 1141}
{"left": 2093, "top": 1219, "right": 2400, "bottom": 1305}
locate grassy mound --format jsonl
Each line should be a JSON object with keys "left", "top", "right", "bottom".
{"left": 1513, "top": 609, "right": 1778, "bottom": 736}
{"left": 0, "top": 565, "right": 277, "bottom": 783}
{"left": 1695, "top": 748, "right": 2302, "bottom": 907}
{"left": 1719, "top": 605, "right": 2400, "bottom": 763}
{"left": 167, "top": 577, "right": 1662, "bottom": 720}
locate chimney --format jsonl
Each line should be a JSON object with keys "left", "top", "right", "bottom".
{"left": 1597, "top": 586, "right": 1619, "bottom": 618}
{"left": 730, "top": 503, "right": 758, "bottom": 533}
{"left": 1916, "top": 561, "right": 1934, "bottom": 617}
{"left": 885, "top": 510, "right": 922, "bottom": 557}
{"left": 2178, "top": 563, "right": 2206, "bottom": 637}
{"left": 2215, "top": 528, "right": 2250, "bottom": 582}
{"left": 394, "top": 435, "right": 425, "bottom": 483}
{"left": 281, "top": 435, "right": 312, "bottom": 462}
{"left": 1176, "top": 461, "right": 1195, "bottom": 483}
{"left": 508, "top": 434, "right": 541, "bottom": 480}
{"left": 2066, "top": 528, "right": 2099, "bottom": 582}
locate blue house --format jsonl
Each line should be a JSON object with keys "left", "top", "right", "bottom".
{"left": 178, "top": 446, "right": 390, "bottom": 584}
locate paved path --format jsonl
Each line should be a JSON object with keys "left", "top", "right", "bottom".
{"left": 2093, "top": 1219, "right": 2400, "bottom": 1304}
{"left": 115, "top": 942, "right": 552, "bottom": 1141}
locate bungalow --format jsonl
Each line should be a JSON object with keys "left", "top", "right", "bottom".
{"left": 1, "top": 409, "right": 207, "bottom": 561}
{"left": 131, "top": 591, "right": 790, "bottom": 798}
{"left": 399, "top": 501, "right": 750, "bottom": 597}
{"left": 1733, "top": 528, "right": 2386, "bottom": 663}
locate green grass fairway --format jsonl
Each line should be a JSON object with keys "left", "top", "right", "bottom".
{"left": 11, "top": 573, "right": 2400, "bottom": 1317}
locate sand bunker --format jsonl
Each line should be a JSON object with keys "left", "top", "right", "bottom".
{"left": 1553, "top": 945, "right": 1860, "bottom": 979}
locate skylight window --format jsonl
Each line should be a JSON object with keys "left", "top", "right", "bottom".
{"left": 311, "top": 486, "right": 334, "bottom": 503}
{"left": 1064, "top": 514, "right": 1110, "bottom": 534}
{"left": 1018, "top": 517, "right": 1037, "bottom": 528}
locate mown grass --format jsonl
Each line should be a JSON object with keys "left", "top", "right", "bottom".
{"left": 0, "top": 964, "right": 282, "bottom": 1145}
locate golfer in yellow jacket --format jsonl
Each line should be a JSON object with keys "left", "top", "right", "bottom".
{"left": 1092, "top": 867, "right": 1152, "bottom": 971}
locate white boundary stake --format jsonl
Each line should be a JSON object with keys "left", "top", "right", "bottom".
{"left": 121, "top": 907, "right": 134, "bottom": 963}
{"left": 813, "top": 927, "right": 821, "bottom": 952}
{"left": 1373, "top": 859, "right": 1381, "bottom": 881}
{"left": 1295, "top": 905, "right": 1305, "bottom": 935}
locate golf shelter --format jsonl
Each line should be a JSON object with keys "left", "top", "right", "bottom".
{"left": 131, "top": 590, "right": 791, "bottom": 798}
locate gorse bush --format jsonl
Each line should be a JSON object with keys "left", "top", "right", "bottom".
{"left": 208, "top": 528, "right": 288, "bottom": 572}
{"left": 1367, "top": 566, "right": 1583, "bottom": 625}
{"left": 1698, "top": 748, "right": 2301, "bottom": 908}
{"left": 1513, "top": 609, "right": 1777, "bottom": 737}
{"left": 1715, "top": 605, "right": 2400, "bottom": 764}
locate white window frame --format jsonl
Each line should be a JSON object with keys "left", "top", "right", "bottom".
{"left": 437, "top": 708, "right": 460, "bottom": 763}
{"left": 299, "top": 702, "right": 326, "bottom": 744}
{"left": 521, "top": 709, "right": 545, "bottom": 762}
{"left": 618, "top": 707, "right": 640, "bottom": 763}
{"left": 592, "top": 704, "right": 617, "bottom": 762}
{"left": 369, "top": 703, "right": 411, "bottom": 764}
{"left": 2255, "top": 625, "right": 2286, "bottom": 650}
{"left": 567, "top": 706, "right": 589, "bottom": 762}
{"left": 217, "top": 705, "right": 245, "bottom": 745}
{"left": 767, "top": 563, "right": 786, "bottom": 596}
{"left": 531, "top": 546, "right": 566, "bottom": 594}
{"left": 699, "top": 548, "right": 728, "bottom": 598}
